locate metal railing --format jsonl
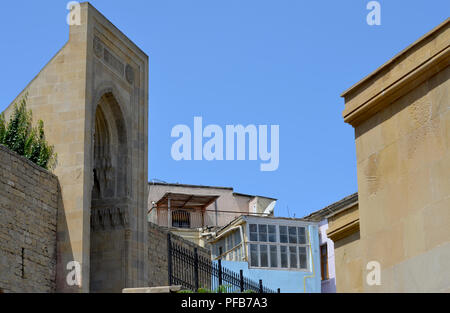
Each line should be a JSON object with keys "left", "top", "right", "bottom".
{"left": 157, "top": 209, "right": 205, "bottom": 229}
{"left": 155, "top": 208, "right": 265, "bottom": 230}
{"left": 167, "top": 233, "right": 278, "bottom": 293}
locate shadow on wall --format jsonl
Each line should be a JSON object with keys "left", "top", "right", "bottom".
{"left": 334, "top": 232, "right": 360, "bottom": 250}
{"left": 55, "top": 180, "right": 77, "bottom": 293}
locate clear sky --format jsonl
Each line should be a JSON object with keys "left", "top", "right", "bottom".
{"left": 1, "top": 1, "right": 448, "bottom": 218}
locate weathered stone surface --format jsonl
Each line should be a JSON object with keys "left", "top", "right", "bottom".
{"left": 2, "top": 2, "right": 149, "bottom": 292}
{"left": 0, "top": 145, "right": 59, "bottom": 293}
{"left": 147, "top": 222, "right": 210, "bottom": 288}
{"left": 122, "top": 285, "right": 182, "bottom": 293}
{"left": 340, "top": 18, "right": 450, "bottom": 293}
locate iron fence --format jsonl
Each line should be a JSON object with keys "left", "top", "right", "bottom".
{"left": 167, "top": 233, "right": 279, "bottom": 293}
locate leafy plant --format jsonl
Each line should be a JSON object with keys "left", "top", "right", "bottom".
{"left": 177, "top": 285, "right": 255, "bottom": 294}
{"left": 0, "top": 94, "right": 57, "bottom": 170}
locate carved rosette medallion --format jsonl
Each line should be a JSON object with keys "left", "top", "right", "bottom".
{"left": 125, "top": 64, "right": 135, "bottom": 85}
{"left": 93, "top": 37, "right": 103, "bottom": 58}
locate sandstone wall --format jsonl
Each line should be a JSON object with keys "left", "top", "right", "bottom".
{"left": 355, "top": 66, "right": 450, "bottom": 292}
{"left": 0, "top": 145, "right": 59, "bottom": 293}
{"left": 342, "top": 20, "right": 450, "bottom": 292}
{"left": 2, "top": 3, "right": 149, "bottom": 291}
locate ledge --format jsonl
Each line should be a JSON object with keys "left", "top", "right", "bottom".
{"left": 341, "top": 18, "right": 450, "bottom": 127}
{"left": 122, "top": 286, "right": 182, "bottom": 293}
{"left": 327, "top": 220, "right": 360, "bottom": 242}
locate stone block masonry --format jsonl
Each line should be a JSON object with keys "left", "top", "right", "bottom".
{"left": 0, "top": 145, "right": 59, "bottom": 293}
{"left": 148, "top": 222, "right": 210, "bottom": 287}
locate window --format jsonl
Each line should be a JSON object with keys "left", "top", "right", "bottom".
{"left": 172, "top": 210, "right": 190, "bottom": 228}
{"left": 226, "top": 234, "right": 233, "bottom": 251}
{"left": 212, "top": 230, "right": 243, "bottom": 261}
{"left": 248, "top": 223, "right": 310, "bottom": 270}
{"left": 268, "top": 225, "right": 277, "bottom": 242}
{"left": 258, "top": 225, "right": 268, "bottom": 242}
{"left": 260, "top": 245, "right": 268, "bottom": 267}
{"left": 270, "top": 245, "right": 278, "bottom": 267}
{"left": 279, "top": 226, "right": 288, "bottom": 243}
{"left": 299, "top": 247, "right": 307, "bottom": 269}
{"left": 249, "top": 224, "right": 258, "bottom": 241}
{"left": 250, "top": 244, "right": 258, "bottom": 267}
{"left": 288, "top": 227, "right": 297, "bottom": 243}
{"left": 280, "top": 246, "right": 288, "bottom": 268}
{"left": 320, "top": 244, "right": 328, "bottom": 281}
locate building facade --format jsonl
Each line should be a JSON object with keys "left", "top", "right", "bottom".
{"left": 303, "top": 193, "right": 359, "bottom": 293}
{"left": 148, "top": 182, "right": 277, "bottom": 247}
{"left": 2, "top": 2, "right": 149, "bottom": 292}
{"left": 325, "top": 196, "right": 360, "bottom": 292}
{"left": 340, "top": 19, "right": 449, "bottom": 292}
{"left": 208, "top": 215, "right": 321, "bottom": 293}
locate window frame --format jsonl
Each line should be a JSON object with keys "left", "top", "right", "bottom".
{"left": 246, "top": 220, "right": 311, "bottom": 271}
{"left": 212, "top": 230, "right": 244, "bottom": 262}
{"left": 320, "top": 243, "right": 329, "bottom": 281}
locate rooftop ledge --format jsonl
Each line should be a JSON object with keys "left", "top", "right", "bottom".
{"left": 341, "top": 18, "right": 450, "bottom": 127}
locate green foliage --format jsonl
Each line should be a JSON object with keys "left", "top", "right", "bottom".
{"left": 0, "top": 95, "right": 57, "bottom": 170}
{"left": 177, "top": 285, "right": 255, "bottom": 294}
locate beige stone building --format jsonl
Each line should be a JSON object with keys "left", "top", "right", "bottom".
{"left": 324, "top": 195, "right": 361, "bottom": 292}
{"left": 338, "top": 18, "right": 450, "bottom": 292}
{"left": 2, "top": 3, "right": 149, "bottom": 292}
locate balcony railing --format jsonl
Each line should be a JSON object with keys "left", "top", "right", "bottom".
{"left": 154, "top": 208, "right": 264, "bottom": 230}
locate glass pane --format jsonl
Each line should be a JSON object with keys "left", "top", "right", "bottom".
{"left": 234, "top": 231, "right": 241, "bottom": 245}
{"left": 288, "top": 227, "right": 297, "bottom": 244}
{"left": 258, "top": 224, "right": 268, "bottom": 242}
{"left": 268, "top": 225, "right": 277, "bottom": 242}
{"left": 280, "top": 246, "right": 288, "bottom": 268}
{"left": 249, "top": 224, "right": 258, "bottom": 241}
{"left": 260, "top": 245, "right": 268, "bottom": 267}
{"left": 218, "top": 239, "right": 224, "bottom": 256}
{"left": 279, "top": 226, "right": 288, "bottom": 243}
{"left": 250, "top": 244, "right": 258, "bottom": 267}
{"left": 289, "top": 246, "right": 298, "bottom": 268}
{"left": 298, "top": 227, "right": 306, "bottom": 244}
{"left": 270, "top": 245, "right": 278, "bottom": 268}
{"left": 226, "top": 235, "right": 233, "bottom": 251}
{"left": 299, "top": 247, "right": 307, "bottom": 269}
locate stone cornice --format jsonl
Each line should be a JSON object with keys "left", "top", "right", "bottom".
{"left": 326, "top": 219, "right": 360, "bottom": 242}
{"left": 341, "top": 18, "right": 450, "bottom": 127}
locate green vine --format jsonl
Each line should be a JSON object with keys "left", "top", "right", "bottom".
{"left": 0, "top": 94, "right": 57, "bottom": 170}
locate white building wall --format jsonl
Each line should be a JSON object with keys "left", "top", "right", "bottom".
{"left": 319, "top": 219, "right": 336, "bottom": 293}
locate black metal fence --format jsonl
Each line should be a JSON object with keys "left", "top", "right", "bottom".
{"left": 167, "top": 233, "right": 279, "bottom": 293}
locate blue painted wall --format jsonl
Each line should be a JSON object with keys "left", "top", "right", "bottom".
{"left": 216, "top": 224, "right": 321, "bottom": 293}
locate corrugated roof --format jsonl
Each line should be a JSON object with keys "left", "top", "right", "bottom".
{"left": 302, "top": 193, "right": 358, "bottom": 222}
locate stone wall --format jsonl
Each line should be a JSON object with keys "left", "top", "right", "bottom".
{"left": 3, "top": 3, "right": 149, "bottom": 291}
{"left": 342, "top": 20, "right": 450, "bottom": 292}
{"left": 0, "top": 145, "right": 60, "bottom": 293}
{"left": 147, "top": 222, "right": 210, "bottom": 287}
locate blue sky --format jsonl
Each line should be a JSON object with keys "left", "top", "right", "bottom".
{"left": 1, "top": 1, "right": 448, "bottom": 218}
